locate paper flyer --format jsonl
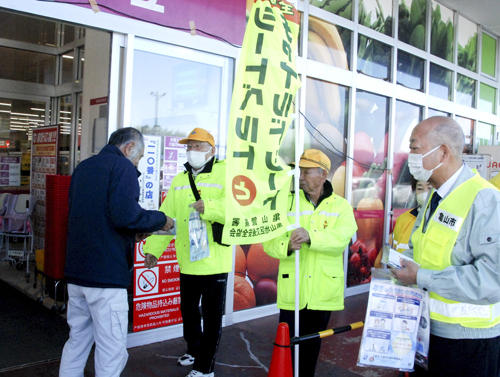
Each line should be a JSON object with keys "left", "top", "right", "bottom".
{"left": 358, "top": 274, "right": 425, "bottom": 371}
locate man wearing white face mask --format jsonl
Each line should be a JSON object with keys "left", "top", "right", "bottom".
{"left": 391, "top": 116, "right": 500, "bottom": 377}
{"left": 143, "top": 128, "right": 230, "bottom": 377}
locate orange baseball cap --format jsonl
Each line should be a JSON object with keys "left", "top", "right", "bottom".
{"left": 178, "top": 128, "right": 215, "bottom": 147}
{"left": 293, "top": 149, "right": 331, "bottom": 172}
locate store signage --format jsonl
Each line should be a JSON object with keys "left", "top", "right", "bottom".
{"left": 163, "top": 135, "right": 186, "bottom": 191}
{"left": 53, "top": 0, "right": 246, "bottom": 45}
{"left": 0, "top": 156, "right": 21, "bottom": 186}
{"left": 132, "top": 293, "right": 182, "bottom": 332}
{"left": 138, "top": 135, "right": 161, "bottom": 210}
{"left": 223, "top": 0, "right": 301, "bottom": 245}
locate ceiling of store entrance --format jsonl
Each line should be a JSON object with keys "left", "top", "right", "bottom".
{"left": 440, "top": 0, "right": 500, "bottom": 35}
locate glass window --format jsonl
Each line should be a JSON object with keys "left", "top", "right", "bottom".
{"left": 358, "top": 35, "right": 392, "bottom": 80}
{"left": 455, "top": 116, "right": 474, "bottom": 154}
{"left": 429, "top": 63, "right": 451, "bottom": 100}
{"left": 456, "top": 73, "right": 476, "bottom": 108}
{"left": 60, "top": 50, "right": 75, "bottom": 84}
{"left": 398, "top": 0, "right": 426, "bottom": 50}
{"left": 348, "top": 91, "right": 388, "bottom": 287}
{"left": 479, "top": 83, "right": 496, "bottom": 114}
{"left": 358, "top": 0, "right": 393, "bottom": 36}
{"left": 476, "top": 122, "right": 494, "bottom": 152}
{"left": 62, "top": 24, "right": 76, "bottom": 46}
{"left": 79, "top": 48, "right": 85, "bottom": 80}
{"left": 0, "top": 11, "right": 56, "bottom": 46}
{"left": 430, "top": 1, "right": 454, "bottom": 62}
{"left": 427, "top": 108, "right": 449, "bottom": 117}
{"left": 392, "top": 100, "right": 421, "bottom": 235}
{"left": 457, "top": 15, "right": 477, "bottom": 72}
{"left": 304, "top": 78, "right": 349, "bottom": 193}
{"left": 308, "top": 17, "right": 351, "bottom": 71}
{"left": 397, "top": 50, "right": 424, "bottom": 90}
{"left": 309, "top": 0, "right": 352, "bottom": 20}
{"left": 0, "top": 47, "right": 56, "bottom": 85}
{"left": 481, "top": 33, "right": 497, "bottom": 77}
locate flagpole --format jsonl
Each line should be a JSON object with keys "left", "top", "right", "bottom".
{"left": 294, "top": 1, "right": 308, "bottom": 375}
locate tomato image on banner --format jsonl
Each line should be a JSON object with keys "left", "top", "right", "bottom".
{"left": 223, "top": 0, "right": 301, "bottom": 245}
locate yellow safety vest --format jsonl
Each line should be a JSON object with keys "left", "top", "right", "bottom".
{"left": 413, "top": 174, "right": 500, "bottom": 328}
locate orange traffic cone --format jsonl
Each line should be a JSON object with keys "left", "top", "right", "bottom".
{"left": 268, "top": 322, "right": 293, "bottom": 377}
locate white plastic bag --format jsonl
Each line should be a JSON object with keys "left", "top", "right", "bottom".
{"left": 188, "top": 207, "right": 210, "bottom": 262}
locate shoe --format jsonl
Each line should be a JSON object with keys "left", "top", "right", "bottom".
{"left": 186, "top": 371, "right": 214, "bottom": 377}
{"left": 178, "top": 353, "right": 195, "bottom": 366}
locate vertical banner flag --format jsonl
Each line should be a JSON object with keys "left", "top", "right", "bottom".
{"left": 223, "top": 0, "right": 301, "bottom": 245}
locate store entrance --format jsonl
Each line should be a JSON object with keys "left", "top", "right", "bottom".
{"left": 0, "top": 9, "right": 99, "bottom": 371}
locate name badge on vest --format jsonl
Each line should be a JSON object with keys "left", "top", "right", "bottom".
{"left": 432, "top": 209, "right": 464, "bottom": 232}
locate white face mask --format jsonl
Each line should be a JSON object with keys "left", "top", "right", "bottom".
{"left": 187, "top": 147, "right": 212, "bottom": 169}
{"left": 416, "top": 192, "right": 429, "bottom": 207}
{"left": 408, "top": 145, "right": 442, "bottom": 182}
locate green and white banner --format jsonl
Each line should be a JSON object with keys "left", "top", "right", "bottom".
{"left": 223, "top": 0, "right": 301, "bottom": 245}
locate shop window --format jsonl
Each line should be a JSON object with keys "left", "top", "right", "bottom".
{"left": 309, "top": 0, "right": 352, "bottom": 20}
{"left": 479, "top": 83, "right": 496, "bottom": 114}
{"left": 358, "top": 35, "right": 391, "bottom": 80}
{"left": 457, "top": 15, "right": 477, "bottom": 73}
{"left": 429, "top": 63, "right": 451, "bottom": 100}
{"left": 58, "top": 95, "right": 72, "bottom": 175}
{"left": 456, "top": 73, "right": 476, "bottom": 108}
{"left": 481, "top": 32, "right": 497, "bottom": 78}
{"left": 307, "top": 17, "right": 351, "bottom": 71}
{"left": 60, "top": 50, "right": 75, "bottom": 84}
{"left": 398, "top": 0, "right": 426, "bottom": 50}
{"left": 348, "top": 91, "right": 388, "bottom": 287}
{"left": 303, "top": 78, "right": 349, "bottom": 194}
{"left": 0, "top": 46, "right": 56, "bottom": 85}
{"left": 455, "top": 116, "right": 474, "bottom": 154}
{"left": 430, "top": 1, "right": 454, "bottom": 62}
{"left": 391, "top": 100, "right": 422, "bottom": 242}
{"left": 358, "top": 0, "right": 393, "bottom": 37}
{"left": 0, "top": 11, "right": 56, "bottom": 46}
{"left": 476, "top": 122, "right": 494, "bottom": 152}
{"left": 427, "top": 108, "right": 449, "bottom": 117}
{"left": 61, "top": 24, "right": 76, "bottom": 46}
{"left": 396, "top": 50, "right": 423, "bottom": 90}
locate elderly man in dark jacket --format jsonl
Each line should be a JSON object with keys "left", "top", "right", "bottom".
{"left": 59, "top": 127, "right": 173, "bottom": 377}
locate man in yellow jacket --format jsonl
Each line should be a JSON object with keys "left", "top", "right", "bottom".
{"left": 392, "top": 116, "right": 500, "bottom": 377}
{"left": 143, "top": 128, "right": 231, "bottom": 377}
{"left": 263, "top": 149, "right": 357, "bottom": 377}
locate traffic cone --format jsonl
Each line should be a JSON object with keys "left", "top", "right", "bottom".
{"left": 267, "top": 322, "right": 293, "bottom": 377}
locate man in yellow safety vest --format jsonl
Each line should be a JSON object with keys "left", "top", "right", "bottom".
{"left": 392, "top": 116, "right": 500, "bottom": 377}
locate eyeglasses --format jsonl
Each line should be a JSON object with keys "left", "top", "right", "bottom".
{"left": 185, "top": 142, "right": 210, "bottom": 151}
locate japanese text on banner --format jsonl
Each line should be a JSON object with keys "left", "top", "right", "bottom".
{"left": 223, "top": 0, "right": 301, "bottom": 245}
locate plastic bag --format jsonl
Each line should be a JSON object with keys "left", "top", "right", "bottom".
{"left": 188, "top": 207, "right": 210, "bottom": 262}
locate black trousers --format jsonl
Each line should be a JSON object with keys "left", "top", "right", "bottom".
{"left": 279, "top": 308, "right": 332, "bottom": 377}
{"left": 412, "top": 334, "right": 500, "bottom": 377}
{"left": 179, "top": 273, "right": 228, "bottom": 374}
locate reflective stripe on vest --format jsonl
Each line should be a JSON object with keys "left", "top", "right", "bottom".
{"left": 287, "top": 211, "right": 314, "bottom": 217}
{"left": 197, "top": 182, "right": 223, "bottom": 189}
{"left": 174, "top": 185, "right": 191, "bottom": 190}
{"left": 413, "top": 173, "right": 500, "bottom": 328}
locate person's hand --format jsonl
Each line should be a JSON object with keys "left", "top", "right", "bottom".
{"left": 288, "top": 228, "right": 310, "bottom": 252}
{"left": 144, "top": 253, "right": 158, "bottom": 269}
{"left": 189, "top": 200, "right": 204, "bottom": 214}
{"left": 135, "top": 233, "right": 152, "bottom": 242}
{"left": 161, "top": 216, "right": 174, "bottom": 231}
{"left": 390, "top": 258, "right": 419, "bottom": 286}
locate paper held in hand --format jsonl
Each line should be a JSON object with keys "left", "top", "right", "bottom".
{"left": 152, "top": 218, "right": 177, "bottom": 236}
{"left": 388, "top": 248, "right": 420, "bottom": 269}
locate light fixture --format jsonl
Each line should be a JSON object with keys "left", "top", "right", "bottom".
{"left": 31, "top": 108, "right": 45, "bottom": 111}
{"left": 0, "top": 103, "right": 11, "bottom": 107}
{"left": 62, "top": 55, "right": 74, "bottom": 59}
{"left": 11, "top": 112, "right": 39, "bottom": 117}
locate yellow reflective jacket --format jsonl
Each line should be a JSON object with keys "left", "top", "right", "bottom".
{"left": 413, "top": 174, "right": 500, "bottom": 328}
{"left": 143, "top": 158, "right": 232, "bottom": 275}
{"left": 263, "top": 182, "right": 357, "bottom": 311}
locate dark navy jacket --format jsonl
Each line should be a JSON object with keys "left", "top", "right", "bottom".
{"left": 65, "top": 144, "right": 167, "bottom": 288}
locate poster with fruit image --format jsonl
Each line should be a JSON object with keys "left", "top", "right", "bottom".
{"left": 233, "top": 243, "right": 279, "bottom": 311}
{"left": 223, "top": 0, "right": 301, "bottom": 245}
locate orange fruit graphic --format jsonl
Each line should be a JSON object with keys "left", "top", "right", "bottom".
{"left": 246, "top": 243, "right": 279, "bottom": 283}
{"left": 235, "top": 245, "right": 247, "bottom": 278}
{"left": 233, "top": 275, "right": 256, "bottom": 311}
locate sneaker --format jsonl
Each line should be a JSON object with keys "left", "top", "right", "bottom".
{"left": 186, "top": 371, "right": 214, "bottom": 377}
{"left": 177, "top": 353, "right": 195, "bottom": 366}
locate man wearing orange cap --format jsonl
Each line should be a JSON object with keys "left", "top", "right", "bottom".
{"left": 264, "top": 149, "right": 358, "bottom": 377}
{"left": 144, "top": 128, "right": 231, "bottom": 377}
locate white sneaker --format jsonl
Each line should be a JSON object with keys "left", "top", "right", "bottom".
{"left": 186, "top": 371, "right": 214, "bottom": 377}
{"left": 177, "top": 353, "right": 195, "bottom": 366}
